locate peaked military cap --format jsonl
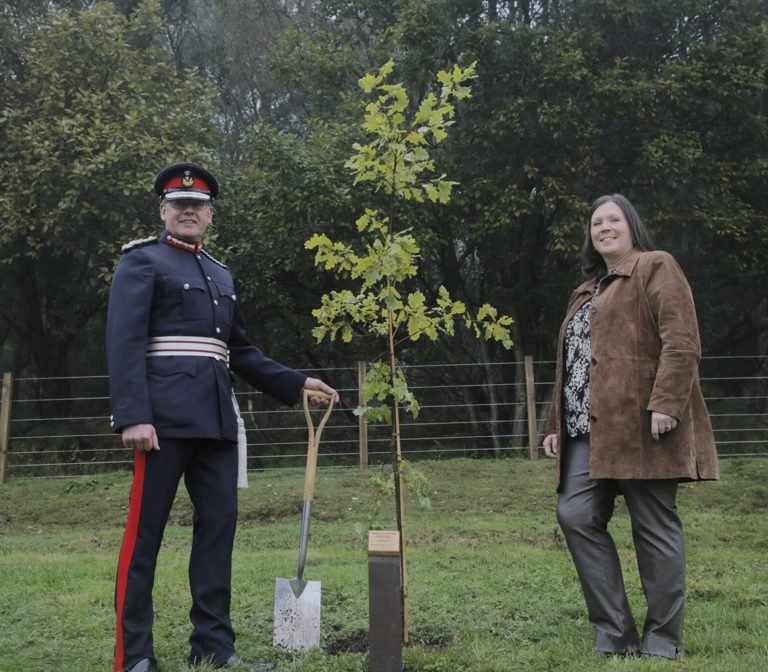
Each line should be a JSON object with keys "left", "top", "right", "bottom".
{"left": 154, "top": 162, "right": 219, "bottom": 202}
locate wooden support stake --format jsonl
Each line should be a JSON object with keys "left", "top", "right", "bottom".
{"left": 368, "top": 531, "right": 403, "bottom": 672}
{"left": 0, "top": 372, "right": 13, "bottom": 484}
{"left": 357, "top": 360, "right": 368, "bottom": 469}
{"left": 524, "top": 356, "right": 538, "bottom": 460}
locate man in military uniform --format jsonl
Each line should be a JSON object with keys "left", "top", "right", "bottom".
{"left": 107, "top": 162, "right": 338, "bottom": 672}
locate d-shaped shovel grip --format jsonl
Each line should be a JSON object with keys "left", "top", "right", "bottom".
{"left": 302, "top": 389, "right": 335, "bottom": 502}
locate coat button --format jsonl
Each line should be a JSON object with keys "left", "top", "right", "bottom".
{"left": 196, "top": 254, "right": 202, "bottom": 260}
{"left": 213, "top": 299, "right": 219, "bottom": 306}
{"left": 207, "top": 275, "right": 212, "bottom": 281}
{"left": 183, "top": 283, "right": 190, "bottom": 290}
{"left": 591, "top": 357, "right": 597, "bottom": 365}
{"left": 215, "top": 327, "right": 221, "bottom": 334}
{"left": 232, "top": 294, "right": 237, "bottom": 301}
{"left": 590, "top": 306, "right": 598, "bottom": 314}
{"left": 590, "top": 415, "right": 597, "bottom": 423}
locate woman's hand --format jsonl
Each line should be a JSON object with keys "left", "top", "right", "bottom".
{"left": 543, "top": 433, "right": 559, "bottom": 458}
{"left": 651, "top": 411, "right": 678, "bottom": 441}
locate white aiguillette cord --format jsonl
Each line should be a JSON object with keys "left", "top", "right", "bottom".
{"left": 232, "top": 390, "right": 249, "bottom": 488}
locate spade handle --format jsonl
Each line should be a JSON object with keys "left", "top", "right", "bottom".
{"left": 301, "top": 389, "right": 335, "bottom": 502}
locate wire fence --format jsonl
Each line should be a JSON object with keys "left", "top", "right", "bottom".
{"left": 1, "top": 355, "right": 767, "bottom": 481}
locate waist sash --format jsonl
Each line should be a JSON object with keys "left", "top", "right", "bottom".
{"left": 147, "top": 336, "right": 228, "bottom": 362}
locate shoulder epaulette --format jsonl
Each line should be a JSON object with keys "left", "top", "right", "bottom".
{"left": 122, "top": 236, "right": 158, "bottom": 253}
{"left": 202, "top": 249, "right": 228, "bottom": 269}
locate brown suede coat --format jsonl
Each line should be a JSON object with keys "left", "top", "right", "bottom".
{"left": 546, "top": 249, "right": 719, "bottom": 489}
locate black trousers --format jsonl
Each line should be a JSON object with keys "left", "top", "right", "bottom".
{"left": 556, "top": 434, "right": 685, "bottom": 658}
{"left": 114, "top": 438, "right": 238, "bottom": 672}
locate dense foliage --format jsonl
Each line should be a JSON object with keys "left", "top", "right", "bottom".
{"left": 1, "top": 0, "right": 766, "bottom": 407}
{"left": 0, "top": 0, "right": 216, "bottom": 381}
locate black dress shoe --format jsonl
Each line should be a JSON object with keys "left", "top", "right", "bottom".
{"left": 126, "top": 659, "right": 159, "bottom": 672}
{"left": 221, "top": 654, "right": 275, "bottom": 671}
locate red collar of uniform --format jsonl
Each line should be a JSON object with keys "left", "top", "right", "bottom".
{"left": 166, "top": 233, "right": 203, "bottom": 253}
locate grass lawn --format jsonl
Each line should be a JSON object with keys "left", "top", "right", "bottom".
{"left": 0, "top": 457, "right": 766, "bottom": 671}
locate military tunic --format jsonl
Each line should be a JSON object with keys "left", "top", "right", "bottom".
{"left": 108, "top": 230, "right": 305, "bottom": 439}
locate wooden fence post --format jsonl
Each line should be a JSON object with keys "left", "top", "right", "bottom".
{"left": 0, "top": 372, "right": 13, "bottom": 484}
{"left": 357, "top": 360, "right": 368, "bottom": 469}
{"left": 524, "top": 356, "right": 538, "bottom": 460}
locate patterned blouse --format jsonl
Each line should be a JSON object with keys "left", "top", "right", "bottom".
{"left": 563, "top": 298, "right": 593, "bottom": 437}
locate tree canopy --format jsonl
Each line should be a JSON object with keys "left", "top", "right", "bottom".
{"left": 0, "top": 0, "right": 216, "bottom": 377}
{"left": 1, "top": 0, "right": 766, "bottom": 393}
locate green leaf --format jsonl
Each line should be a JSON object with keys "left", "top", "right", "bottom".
{"left": 436, "top": 70, "right": 452, "bottom": 87}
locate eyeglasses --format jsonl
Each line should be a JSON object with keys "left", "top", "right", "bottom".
{"left": 164, "top": 200, "right": 212, "bottom": 211}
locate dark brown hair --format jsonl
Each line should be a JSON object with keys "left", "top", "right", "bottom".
{"left": 581, "top": 194, "right": 655, "bottom": 279}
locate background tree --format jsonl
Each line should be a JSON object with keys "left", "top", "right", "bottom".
{"left": 0, "top": 0, "right": 217, "bottom": 384}
{"left": 213, "top": 121, "right": 356, "bottom": 369}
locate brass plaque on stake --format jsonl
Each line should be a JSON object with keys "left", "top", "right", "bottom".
{"left": 368, "top": 530, "right": 400, "bottom": 557}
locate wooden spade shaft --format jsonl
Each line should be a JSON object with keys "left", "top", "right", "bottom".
{"left": 295, "top": 389, "right": 335, "bottom": 592}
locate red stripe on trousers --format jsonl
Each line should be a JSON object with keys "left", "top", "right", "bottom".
{"left": 114, "top": 450, "right": 147, "bottom": 672}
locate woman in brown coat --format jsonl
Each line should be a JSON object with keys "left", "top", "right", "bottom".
{"left": 543, "top": 194, "right": 719, "bottom": 659}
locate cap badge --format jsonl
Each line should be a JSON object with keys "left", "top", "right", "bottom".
{"left": 181, "top": 171, "right": 194, "bottom": 188}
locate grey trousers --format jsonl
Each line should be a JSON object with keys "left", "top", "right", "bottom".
{"left": 556, "top": 434, "right": 685, "bottom": 659}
